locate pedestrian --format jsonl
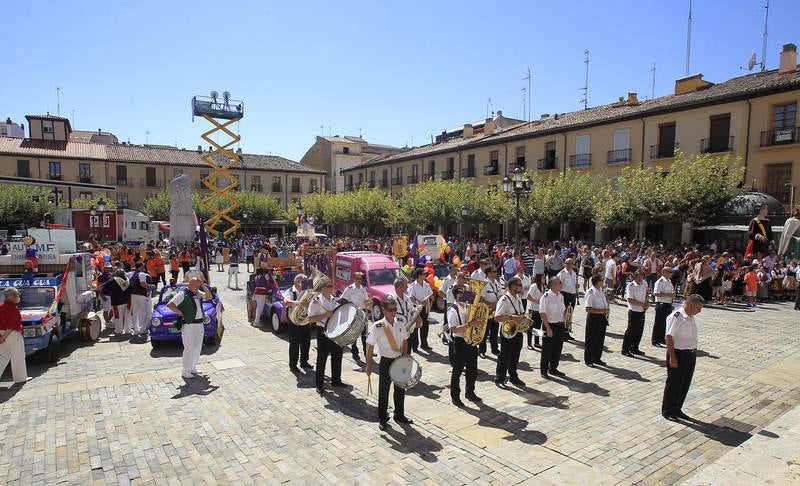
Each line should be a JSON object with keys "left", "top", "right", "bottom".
{"left": 662, "top": 294, "right": 705, "bottom": 421}
{"left": 494, "top": 277, "right": 526, "bottom": 387}
{"left": 169, "top": 253, "right": 180, "bottom": 282}
{"left": 622, "top": 271, "right": 649, "bottom": 357}
{"left": 447, "top": 285, "right": 482, "bottom": 407}
{"left": 557, "top": 258, "right": 578, "bottom": 341}
{"left": 227, "top": 249, "right": 240, "bottom": 290}
{"left": 408, "top": 268, "right": 433, "bottom": 352}
{"left": 525, "top": 273, "right": 545, "bottom": 349}
{"left": 0, "top": 288, "right": 31, "bottom": 385}
{"left": 583, "top": 275, "right": 609, "bottom": 366}
{"left": 167, "top": 277, "right": 212, "bottom": 379}
{"left": 109, "top": 269, "right": 132, "bottom": 335}
{"left": 129, "top": 262, "right": 155, "bottom": 336}
{"left": 283, "top": 274, "right": 312, "bottom": 372}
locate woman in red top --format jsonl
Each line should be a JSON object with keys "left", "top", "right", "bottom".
{"left": 0, "top": 287, "right": 30, "bottom": 384}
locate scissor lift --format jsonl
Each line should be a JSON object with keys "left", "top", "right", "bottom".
{"left": 191, "top": 91, "right": 244, "bottom": 237}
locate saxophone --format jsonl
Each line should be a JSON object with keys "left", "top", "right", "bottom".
{"left": 463, "top": 278, "right": 492, "bottom": 346}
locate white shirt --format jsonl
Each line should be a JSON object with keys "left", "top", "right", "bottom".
{"left": 533, "top": 256, "right": 546, "bottom": 275}
{"left": 168, "top": 289, "right": 203, "bottom": 320}
{"left": 526, "top": 284, "right": 543, "bottom": 312}
{"left": 539, "top": 290, "right": 566, "bottom": 323}
{"left": 307, "top": 293, "right": 338, "bottom": 328}
{"left": 502, "top": 258, "right": 518, "bottom": 275}
{"left": 389, "top": 291, "right": 415, "bottom": 324}
{"left": 480, "top": 279, "right": 501, "bottom": 304}
{"left": 584, "top": 286, "right": 608, "bottom": 312}
{"left": 495, "top": 292, "right": 523, "bottom": 318}
{"left": 439, "top": 275, "right": 457, "bottom": 304}
{"left": 447, "top": 303, "right": 467, "bottom": 338}
{"left": 557, "top": 268, "right": 578, "bottom": 294}
{"left": 625, "top": 281, "right": 648, "bottom": 312}
{"left": 653, "top": 276, "right": 675, "bottom": 303}
{"left": 409, "top": 280, "right": 433, "bottom": 304}
{"left": 644, "top": 257, "right": 662, "bottom": 275}
{"left": 666, "top": 307, "right": 698, "bottom": 349}
{"left": 470, "top": 268, "right": 487, "bottom": 281}
{"left": 515, "top": 274, "right": 531, "bottom": 296}
{"left": 366, "top": 317, "right": 407, "bottom": 358}
{"left": 604, "top": 259, "right": 617, "bottom": 280}
{"left": 282, "top": 285, "right": 304, "bottom": 302}
{"left": 340, "top": 283, "right": 369, "bottom": 310}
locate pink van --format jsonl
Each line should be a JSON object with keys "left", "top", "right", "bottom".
{"left": 333, "top": 251, "right": 400, "bottom": 319}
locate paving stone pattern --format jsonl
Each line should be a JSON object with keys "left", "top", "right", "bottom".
{"left": 1, "top": 273, "right": 798, "bottom": 485}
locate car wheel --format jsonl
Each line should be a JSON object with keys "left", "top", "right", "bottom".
{"left": 271, "top": 312, "right": 285, "bottom": 333}
{"left": 434, "top": 295, "right": 446, "bottom": 313}
{"left": 151, "top": 339, "right": 162, "bottom": 349}
{"left": 371, "top": 302, "right": 383, "bottom": 321}
{"left": 46, "top": 333, "right": 60, "bottom": 363}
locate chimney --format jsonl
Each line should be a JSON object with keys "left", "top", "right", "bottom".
{"left": 98, "top": 128, "right": 102, "bottom": 134}
{"left": 779, "top": 43, "right": 798, "bottom": 74}
{"left": 208, "top": 145, "right": 212, "bottom": 152}
{"left": 5, "top": 117, "right": 10, "bottom": 124}
{"left": 496, "top": 110, "right": 503, "bottom": 117}
{"left": 627, "top": 92, "right": 639, "bottom": 105}
{"left": 484, "top": 118, "right": 496, "bottom": 136}
{"left": 463, "top": 124, "right": 474, "bottom": 138}
{"left": 674, "top": 73, "right": 714, "bottom": 95}
{"left": 197, "top": 145, "right": 202, "bottom": 152}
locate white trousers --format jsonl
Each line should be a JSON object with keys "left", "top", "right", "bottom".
{"left": 0, "top": 331, "right": 28, "bottom": 383}
{"left": 181, "top": 322, "right": 204, "bottom": 375}
{"left": 227, "top": 266, "right": 239, "bottom": 288}
{"left": 113, "top": 304, "right": 132, "bottom": 334}
{"left": 130, "top": 295, "right": 152, "bottom": 334}
{"left": 253, "top": 294, "right": 266, "bottom": 323}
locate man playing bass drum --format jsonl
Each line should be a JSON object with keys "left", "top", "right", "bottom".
{"left": 307, "top": 277, "right": 347, "bottom": 395}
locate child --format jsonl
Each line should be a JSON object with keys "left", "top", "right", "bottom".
{"left": 722, "top": 273, "right": 733, "bottom": 305}
{"left": 743, "top": 266, "right": 758, "bottom": 307}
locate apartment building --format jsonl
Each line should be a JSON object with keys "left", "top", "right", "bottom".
{"left": 0, "top": 114, "right": 324, "bottom": 211}
{"left": 342, "top": 43, "right": 800, "bottom": 238}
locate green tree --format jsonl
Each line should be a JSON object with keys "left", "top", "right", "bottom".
{"left": 593, "top": 166, "right": 665, "bottom": 228}
{"left": 61, "top": 195, "right": 117, "bottom": 210}
{"left": 0, "top": 184, "right": 55, "bottom": 229}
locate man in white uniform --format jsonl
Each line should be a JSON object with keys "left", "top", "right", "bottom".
{"left": 583, "top": 275, "right": 609, "bottom": 366}
{"left": 479, "top": 266, "right": 502, "bottom": 357}
{"left": 494, "top": 277, "right": 526, "bottom": 387}
{"left": 448, "top": 284, "right": 482, "bottom": 407}
{"left": 557, "top": 258, "right": 579, "bottom": 341}
{"left": 340, "top": 272, "right": 370, "bottom": 360}
{"left": 129, "top": 262, "right": 155, "bottom": 336}
{"left": 408, "top": 268, "right": 434, "bottom": 352}
{"left": 622, "top": 271, "right": 649, "bottom": 356}
{"left": 389, "top": 277, "right": 420, "bottom": 355}
{"left": 662, "top": 294, "right": 704, "bottom": 421}
{"left": 283, "top": 273, "right": 312, "bottom": 372}
{"left": 652, "top": 267, "right": 675, "bottom": 346}
{"left": 167, "top": 277, "right": 211, "bottom": 379}
{"left": 307, "top": 277, "right": 346, "bottom": 395}
{"left": 539, "top": 277, "right": 566, "bottom": 378}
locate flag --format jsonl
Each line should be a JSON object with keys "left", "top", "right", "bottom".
{"left": 198, "top": 217, "right": 210, "bottom": 283}
{"left": 409, "top": 233, "right": 419, "bottom": 265}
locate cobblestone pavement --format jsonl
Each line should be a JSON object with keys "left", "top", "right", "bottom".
{"left": 1, "top": 272, "right": 798, "bottom": 485}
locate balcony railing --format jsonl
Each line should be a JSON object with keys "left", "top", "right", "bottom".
{"left": 461, "top": 167, "right": 476, "bottom": 178}
{"left": 79, "top": 176, "right": 92, "bottom": 183}
{"left": 48, "top": 173, "right": 62, "bottom": 181}
{"left": 392, "top": 177, "right": 404, "bottom": 185}
{"left": 607, "top": 148, "right": 632, "bottom": 164}
{"left": 108, "top": 177, "right": 131, "bottom": 186}
{"left": 760, "top": 127, "right": 799, "bottom": 147}
{"left": 271, "top": 184, "right": 282, "bottom": 193}
{"left": 407, "top": 175, "right": 419, "bottom": 184}
{"left": 423, "top": 172, "right": 436, "bottom": 182}
{"left": 483, "top": 164, "right": 499, "bottom": 176}
{"left": 15, "top": 172, "right": 31, "bottom": 178}
{"left": 700, "top": 136, "right": 735, "bottom": 153}
{"left": 251, "top": 184, "right": 263, "bottom": 192}
{"left": 291, "top": 185, "right": 302, "bottom": 193}
{"left": 537, "top": 157, "right": 557, "bottom": 170}
{"left": 649, "top": 143, "right": 679, "bottom": 159}
{"left": 512, "top": 160, "right": 526, "bottom": 171}
{"left": 140, "top": 178, "right": 162, "bottom": 188}
{"left": 568, "top": 154, "right": 592, "bottom": 168}
{"left": 308, "top": 186, "right": 318, "bottom": 193}
{"left": 441, "top": 170, "right": 455, "bottom": 180}
{"left": 380, "top": 179, "right": 389, "bottom": 188}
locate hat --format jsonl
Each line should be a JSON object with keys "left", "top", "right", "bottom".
{"left": 103, "top": 262, "right": 113, "bottom": 269}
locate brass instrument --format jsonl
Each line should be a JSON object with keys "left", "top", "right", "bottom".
{"left": 500, "top": 314, "right": 534, "bottom": 339}
{"left": 463, "top": 278, "right": 491, "bottom": 346}
{"left": 401, "top": 303, "right": 424, "bottom": 335}
{"left": 289, "top": 267, "right": 325, "bottom": 326}
{"left": 564, "top": 304, "right": 574, "bottom": 332}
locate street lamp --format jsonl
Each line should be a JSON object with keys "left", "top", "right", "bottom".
{"left": 460, "top": 204, "right": 468, "bottom": 240}
{"left": 97, "top": 197, "right": 107, "bottom": 242}
{"left": 297, "top": 200, "right": 304, "bottom": 217}
{"left": 89, "top": 205, "right": 97, "bottom": 241}
{"left": 242, "top": 212, "right": 248, "bottom": 235}
{"left": 502, "top": 167, "right": 532, "bottom": 245}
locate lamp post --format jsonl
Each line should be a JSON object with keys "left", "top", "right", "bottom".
{"left": 97, "top": 197, "right": 106, "bottom": 242}
{"left": 242, "top": 211, "right": 248, "bottom": 235}
{"left": 460, "top": 204, "right": 468, "bottom": 241}
{"left": 502, "top": 166, "right": 532, "bottom": 245}
{"left": 89, "top": 205, "right": 97, "bottom": 241}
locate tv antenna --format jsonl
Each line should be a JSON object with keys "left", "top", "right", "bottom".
{"left": 650, "top": 63, "right": 657, "bottom": 99}
{"left": 579, "top": 50, "right": 589, "bottom": 109}
{"left": 520, "top": 86, "right": 527, "bottom": 120}
{"left": 522, "top": 66, "right": 532, "bottom": 122}
{"left": 56, "top": 87, "right": 61, "bottom": 116}
{"left": 486, "top": 98, "right": 494, "bottom": 118}
{"left": 685, "top": 0, "right": 692, "bottom": 76}
{"left": 743, "top": 0, "right": 770, "bottom": 71}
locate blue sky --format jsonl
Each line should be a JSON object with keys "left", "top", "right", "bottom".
{"left": 4, "top": 0, "right": 799, "bottom": 160}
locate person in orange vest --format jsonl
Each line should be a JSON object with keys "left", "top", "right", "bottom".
{"left": 119, "top": 246, "right": 130, "bottom": 272}
{"left": 169, "top": 253, "right": 180, "bottom": 282}
{"left": 154, "top": 252, "right": 166, "bottom": 286}
{"left": 179, "top": 247, "right": 192, "bottom": 278}
{"left": 145, "top": 250, "right": 159, "bottom": 289}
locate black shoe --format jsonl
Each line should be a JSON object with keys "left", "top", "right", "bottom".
{"left": 585, "top": 362, "right": 594, "bottom": 367}
{"left": 494, "top": 380, "right": 507, "bottom": 388}
{"left": 631, "top": 349, "right": 645, "bottom": 356}
{"left": 550, "top": 369, "right": 565, "bottom": 377}
{"left": 622, "top": 351, "right": 633, "bottom": 357}
{"left": 394, "top": 416, "right": 414, "bottom": 425}
{"left": 290, "top": 366, "right": 300, "bottom": 373}
{"left": 491, "top": 349, "right": 500, "bottom": 355}
{"left": 465, "top": 393, "right": 482, "bottom": 403}
{"left": 300, "top": 362, "right": 313, "bottom": 370}
{"left": 316, "top": 387, "right": 324, "bottom": 395}
{"left": 509, "top": 378, "right": 525, "bottom": 387}
{"left": 421, "top": 345, "right": 432, "bottom": 351}
{"left": 540, "top": 372, "right": 549, "bottom": 379}
{"left": 674, "top": 411, "right": 692, "bottom": 420}
{"left": 595, "top": 360, "right": 607, "bottom": 366}
{"left": 379, "top": 421, "right": 389, "bottom": 431}
{"left": 452, "top": 397, "right": 465, "bottom": 408}
{"left": 331, "top": 381, "right": 349, "bottom": 388}
{"left": 662, "top": 412, "right": 677, "bottom": 421}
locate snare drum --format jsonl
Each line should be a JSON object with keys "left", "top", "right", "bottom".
{"left": 388, "top": 355, "right": 422, "bottom": 390}
{"left": 79, "top": 313, "right": 102, "bottom": 341}
{"left": 325, "top": 303, "right": 367, "bottom": 347}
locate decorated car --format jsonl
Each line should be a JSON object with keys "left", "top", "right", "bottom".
{"left": 246, "top": 269, "right": 300, "bottom": 333}
{"left": 148, "top": 284, "right": 224, "bottom": 349}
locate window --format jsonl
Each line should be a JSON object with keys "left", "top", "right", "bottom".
{"left": 42, "top": 120, "right": 53, "bottom": 134}
{"left": 357, "top": 173, "right": 363, "bottom": 184}
{"left": 116, "top": 165, "right": 127, "bottom": 185}
{"left": 490, "top": 151, "right": 499, "bottom": 168}
{"left": 145, "top": 167, "right": 157, "bottom": 187}
{"left": 48, "top": 161, "right": 61, "bottom": 179}
{"left": 343, "top": 146, "right": 350, "bottom": 154}
{"left": 251, "top": 175, "right": 261, "bottom": 191}
{"left": 272, "top": 176, "right": 282, "bottom": 192}
{"left": 79, "top": 192, "right": 92, "bottom": 200}
{"left": 447, "top": 157, "right": 454, "bottom": 171}
{"left": 117, "top": 193, "right": 129, "bottom": 209}
{"left": 610, "top": 128, "right": 631, "bottom": 163}
{"left": 16, "top": 160, "right": 30, "bottom": 178}
{"left": 656, "top": 122, "right": 676, "bottom": 157}
{"left": 291, "top": 177, "right": 301, "bottom": 192}
{"left": 412, "top": 165, "right": 418, "bottom": 177}
{"left": 545, "top": 142, "right": 556, "bottom": 163}
{"left": 705, "top": 114, "right": 731, "bottom": 153}
{"left": 773, "top": 103, "right": 797, "bottom": 129}
{"left": 428, "top": 160, "right": 435, "bottom": 176}
{"left": 382, "top": 169, "right": 389, "bottom": 186}
{"left": 348, "top": 174, "right": 354, "bottom": 189}
{"left": 573, "top": 135, "right": 591, "bottom": 166}
{"left": 79, "top": 163, "right": 91, "bottom": 182}
{"left": 765, "top": 163, "right": 792, "bottom": 204}
{"left": 515, "top": 146, "right": 526, "bottom": 167}
{"left": 309, "top": 179, "right": 318, "bottom": 193}
{"left": 463, "top": 154, "right": 476, "bottom": 177}
{"left": 370, "top": 171, "right": 376, "bottom": 184}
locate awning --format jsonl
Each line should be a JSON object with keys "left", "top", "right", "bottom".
{"left": 694, "top": 224, "right": 785, "bottom": 232}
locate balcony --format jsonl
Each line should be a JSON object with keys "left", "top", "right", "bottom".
{"left": 48, "top": 173, "right": 62, "bottom": 181}
{"left": 108, "top": 177, "right": 131, "bottom": 186}
{"left": 271, "top": 184, "right": 282, "bottom": 193}
{"left": 483, "top": 164, "right": 499, "bottom": 176}
{"left": 607, "top": 148, "right": 632, "bottom": 164}
{"left": 441, "top": 170, "right": 455, "bottom": 180}
{"left": 251, "top": 184, "right": 263, "bottom": 192}
{"left": 700, "top": 136, "right": 735, "bottom": 153}
{"left": 760, "top": 127, "right": 799, "bottom": 147}
{"left": 461, "top": 167, "right": 476, "bottom": 178}
{"left": 140, "top": 178, "right": 162, "bottom": 188}
{"left": 649, "top": 143, "right": 679, "bottom": 159}
{"left": 569, "top": 154, "right": 592, "bottom": 168}
{"left": 290, "top": 184, "right": 302, "bottom": 193}
{"left": 79, "top": 176, "right": 92, "bottom": 183}
{"left": 407, "top": 175, "right": 419, "bottom": 184}
{"left": 392, "top": 177, "right": 403, "bottom": 185}
{"left": 380, "top": 179, "right": 389, "bottom": 188}
{"left": 537, "top": 157, "right": 557, "bottom": 170}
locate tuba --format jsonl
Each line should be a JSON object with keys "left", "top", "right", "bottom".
{"left": 289, "top": 267, "right": 325, "bottom": 326}
{"left": 463, "top": 278, "right": 492, "bottom": 346}
{"left": 564, "top": 304, "right": 574, "bottom": 332}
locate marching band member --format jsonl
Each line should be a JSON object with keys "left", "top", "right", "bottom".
{"left": 622, "top": 271, "right": 649, "bottom": 357}
{"left": 515, "top": 265, "right": 531, "bottom": 310}
{"left": 652, "top": 267, "right": 675, "bottom": 346}
{"left": 479, "top": 266, "right": 501, "bottom": 357}
{"left": 662, "top": 294, "right": 705, "bottom": 421}
{"left": 539, "top": 276, "right": 566, "bottom": 378}
{"left": 470, "top": 259, "right": 489, "bottom": 281}
{"left": 438, "top": 265, "right": 458, "bottom": 347}
{"left": 448, "top": 285, "right": 482, "bottom": 407}
{"left": 409, "top": 268, "right": 434, "bottom": 352}
{"left": 583, "top": 275, "right": 609, "bottom": 366}
{"left": 307, "top": 277, "right": 347, "bottom": 395}
{"left": 557, "top": 258, "right": 579, "bottom": 341}
{"left": 365, "top": 296, "right": 413, "bottom": 430}
{"left": 283, "top": 274, "right": 312, "bottom": 372}
{"left": 129, "top": 261, "right": 155, "bottom": 337}
{"left": 494, "top": 277, "right": 526, "bottom": 387}
{"left": 340, "top": 272, "right": 370, "bottom": 360}
{"left": 389, "top": 277, "right": 421, "bottom": 355}
{"left": 525, "top": 274, "right": 545, "bottom": 349}
{"left": 251, "top": 268, "right": 269, "bottom": 325}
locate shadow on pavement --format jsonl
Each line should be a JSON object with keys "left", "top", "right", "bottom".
{"left": 548, "top": 373, "right": 611, "bottom": 397}
{"left": 506, "top": 383, "right": 570, "bottom": 410}
{"left": 594, "top": 363, "right": 651, "bottom": 382}
{"left": 171, "top": 375, "right": 219, "bottom": 399}
{"left": 462, "top": 401, "right": 548, "bottom": 445}
{"left": 405, "top": 380, "right": 444, "bottom": 400}
{"left": 321, "top": 383, "right": 377, "bottom": 423}
{"left": 382, "top": 423, "right": 443, "bottom": 463}
{"left": 678, "top": 416, "right": 753, "bottom": 447}
{"left": 149, "top": 341, "right": 221, "bottom": 358}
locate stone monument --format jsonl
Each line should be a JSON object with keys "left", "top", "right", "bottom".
{"left": 169, "top": 174, "right": 196, "bottom": 244}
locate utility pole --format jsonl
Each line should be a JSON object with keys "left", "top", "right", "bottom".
{"left": 650, "top": 63, "right": 657, "bottom": 99}
{"left": 522, "top": 67, "right": 532, "bottom": 122}
{"left": 56, "top": 87, "right": 61, "bottom": 116}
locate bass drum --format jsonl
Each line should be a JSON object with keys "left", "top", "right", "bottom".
{"left": 325, "top": 303, "right": 367, "bottom": 347}
{"left": 389, "top": 356, "right": 422, "bottom": 390}
{"left": 79, "top": 312, "right": 102, "bottom": 341}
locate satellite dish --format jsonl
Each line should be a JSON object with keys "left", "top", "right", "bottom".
{"left": 747, "top": 53, "right": 757, "bottom": 71}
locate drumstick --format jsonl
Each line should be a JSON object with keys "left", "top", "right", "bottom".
{"left": 367, "top": 374, "right": 373, "bottom": 396}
